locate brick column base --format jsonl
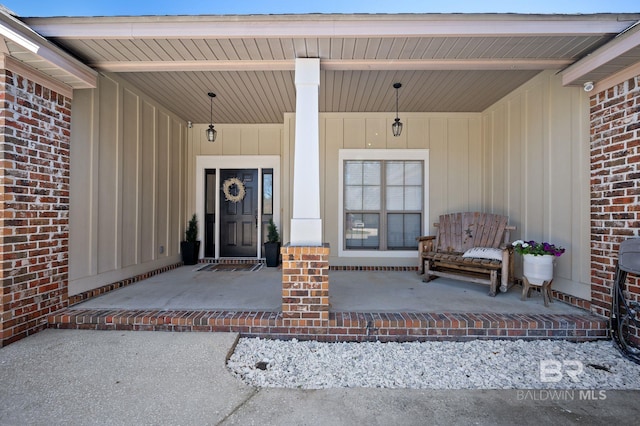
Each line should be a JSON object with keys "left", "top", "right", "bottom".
{"left": 281, "top": 244, "right": 329, "bottom": 328}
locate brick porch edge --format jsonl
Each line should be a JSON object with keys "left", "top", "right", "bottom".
{"left": 55, "top": 259, "right": 607, "bottom": 342}
{"left": 48, "top": 309, "right": 607, "bottom": 342}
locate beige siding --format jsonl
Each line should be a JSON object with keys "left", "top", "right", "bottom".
{"left": 156, "top": 112, "right": 170, "bottom": 265}
{"left": 121, "top": 88, "right": 139, "bottom": 268}
{"left": 284, "top": 112, "right": 484, "bottom": 266}
{"left": 482, "top": 70, "right": 591, "bottom": 299}
{"left": 69, "top": 74, "right": 187, "bottom": 295}
{"left": 323, "top": 118, "right": 344, "bottom": 255}
{"left": 68, "top": 90, "right": 97, "bottom": 281}
{"left": 141, "top": 100, "right": 157, "bottom": 263}
{"left": 170, "top": 119, "right": 183, "bottom": 260}
{"left": 96, "top": 76, "right": 119, "bottom": 274}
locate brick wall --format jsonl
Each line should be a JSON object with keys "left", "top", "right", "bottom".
{"left": 590, "top": 74, "right": 640, "bottom": 342}
{"left": 0, "top": 69, "right": 71, "bottom": 346}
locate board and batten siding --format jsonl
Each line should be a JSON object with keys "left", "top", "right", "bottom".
{"left": 69, "top": 74, "right": 187, "bottom": 295}
{"left": 284, "top": 112, "right": 484, "bottom": 267}
{"left": 482, "top": 70, "right": 591, "bottom": 299}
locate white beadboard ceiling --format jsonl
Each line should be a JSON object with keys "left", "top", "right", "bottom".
{"left": 19, "top": 13, "right": 640, "bottom": 124}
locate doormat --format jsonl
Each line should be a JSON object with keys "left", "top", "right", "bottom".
{"left": 196, "top": 263, "right": 263, "bottom": 272}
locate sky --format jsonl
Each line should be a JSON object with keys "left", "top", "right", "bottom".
{"left": 1, "top": 0, "right": 639, "bottom": 17}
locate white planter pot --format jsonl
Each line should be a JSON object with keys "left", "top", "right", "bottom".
{"left": 523, "top": 254, "right": 555, "bottom": 285}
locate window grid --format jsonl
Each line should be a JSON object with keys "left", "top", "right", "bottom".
{"left": 344, "top": 160, "right": 422, "bottom": 251}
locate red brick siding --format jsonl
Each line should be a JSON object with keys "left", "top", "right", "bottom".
{"left": 590, "top": 74, "right": 640, "bottom": 342}
{"left": 0, "top": 69, "right": 71, "bottom": 346}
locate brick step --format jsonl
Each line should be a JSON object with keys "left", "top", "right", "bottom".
{"left": 48, "top": 309, "right": 608, "bottom": 342}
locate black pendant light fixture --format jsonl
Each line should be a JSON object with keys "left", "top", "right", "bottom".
{"left": 206, "top": 92, "right": 217, "bottom": 142}
{"left": 392, "top": 82, "right": 403, "bottom": 137}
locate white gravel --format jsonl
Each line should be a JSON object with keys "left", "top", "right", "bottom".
{"left": 227, "top": 338, "right": 640, "bottom": 390}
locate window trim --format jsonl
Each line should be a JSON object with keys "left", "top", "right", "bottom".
{"left": 338, "top": 149, "right": 429, "bottom": 258}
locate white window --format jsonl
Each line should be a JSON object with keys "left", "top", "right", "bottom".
{"left": 339, "top": 150, "right": 429, "bottom": 258}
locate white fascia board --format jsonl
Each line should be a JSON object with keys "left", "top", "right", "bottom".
{"left": 0, "top": 19, "right": 38, "bottom": 52}
{"left": 29, "top": 43, "right": 97, "bottom": 88}
{"left": 0, "top": 13, "right": 97, "bottom": 88}
{"left": 562, "top": 21, "right": 640, "bottom": 86}
{"left": 25, "top": 15, "right": 639, "bottom": 39}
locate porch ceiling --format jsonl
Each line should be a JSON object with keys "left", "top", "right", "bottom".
{"left": 21, "top": 13, "right": 640, "bottom": 124}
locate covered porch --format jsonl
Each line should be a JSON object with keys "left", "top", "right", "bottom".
{"left": 49, "top": 265, "right": 606, "bottom": 342}
{"left": 2, "top": 10, "right": 639, "bottom": 347}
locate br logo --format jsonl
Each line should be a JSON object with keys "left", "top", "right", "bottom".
{"left": 539, "top": 360, "right": 583, "bottom": 382}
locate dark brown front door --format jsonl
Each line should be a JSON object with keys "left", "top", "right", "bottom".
{"left": 220, "top": 169, "right": 258, "bottom": 257}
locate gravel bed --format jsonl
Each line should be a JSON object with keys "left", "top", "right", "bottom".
{"left": 227, "top": 338, "right": 640, "bottom": 390}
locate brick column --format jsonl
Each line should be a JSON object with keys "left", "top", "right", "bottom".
{"left": 589, "top": 74, "right": 639, "bottom": 341}
{"left": 281, "top": 245, "right": 329, "bottom": 328}
{"left": 0, "top": 69, "right": 71, "bottom": 346}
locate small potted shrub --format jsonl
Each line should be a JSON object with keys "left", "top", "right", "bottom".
{"left": 180, "top": 213, "right": 200, "bottom": 265}
{"left": 264, "top": 219, "right": 280, "bottom": 267}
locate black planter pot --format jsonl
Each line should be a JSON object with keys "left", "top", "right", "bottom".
{"left": 180, "top": 241, "right": 201, "bottom": 265}
{"left": 264, "top": 242, "right": 281, "bottom": 267}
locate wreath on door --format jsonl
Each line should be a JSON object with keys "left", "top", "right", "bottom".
{"left": 222, "top": 177, "right": 246, "bottom": 203}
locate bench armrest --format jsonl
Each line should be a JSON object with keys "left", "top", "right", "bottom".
{"left": 417, "top": 236, "right": 436, "bottom": 253}
{"left": 417, "top": 236, "right": 436, "bottom": 242}
{"left": 416, "top": 236, "right": 436, "bottom": 274}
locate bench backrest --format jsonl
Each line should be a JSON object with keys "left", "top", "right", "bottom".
{"left": 434, "top": 212, "right": 509, "bottom": 253}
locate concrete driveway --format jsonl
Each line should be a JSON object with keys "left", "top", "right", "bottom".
{"left": 1, "top": 329, "right": 639, "bottom": 425}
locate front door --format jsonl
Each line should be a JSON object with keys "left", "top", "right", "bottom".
{"left": 219, "top": 169, "right": 258, "bottom": 257}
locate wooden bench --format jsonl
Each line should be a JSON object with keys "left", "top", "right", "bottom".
{"left": 417, "top": 212, "right": 515, "bottom": 296}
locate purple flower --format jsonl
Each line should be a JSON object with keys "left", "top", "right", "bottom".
{"left": 512, "top": 239, "right": 565, "bottom": 257}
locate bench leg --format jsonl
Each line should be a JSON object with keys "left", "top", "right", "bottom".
{"left": 488, "top": 270, "right": 498, "bottom": 297}
{"left": 500, "top": 260, "right": 508, "bottom": 293}
{"left": 422, "top": 260, "right": 437, "bottom": 283}
{"left": 500, "top": 250, "right": 513, "bottom": 293}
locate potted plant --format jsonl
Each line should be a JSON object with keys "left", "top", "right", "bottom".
{"left": 512, "top": 240, "right": 565, "bottom": 284}
{"left": 264, "top": 218, "right": 280, "bottom": 267}
{"left": 180, "top": 213, "right": 200, "bottom": 265}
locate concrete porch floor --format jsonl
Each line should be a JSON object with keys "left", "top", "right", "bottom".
{"left": 51, "top": 265, "right": 608, "bottom": 342}
{"left": 73, "top": 265, "right": 581, "bottom": 314}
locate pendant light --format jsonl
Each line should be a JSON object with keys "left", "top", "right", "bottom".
{"left": 206, "top": 92, "right": 217, "bottom": 142}
{"left": 392, "top": 83, "right": 403, "bottom": 137}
